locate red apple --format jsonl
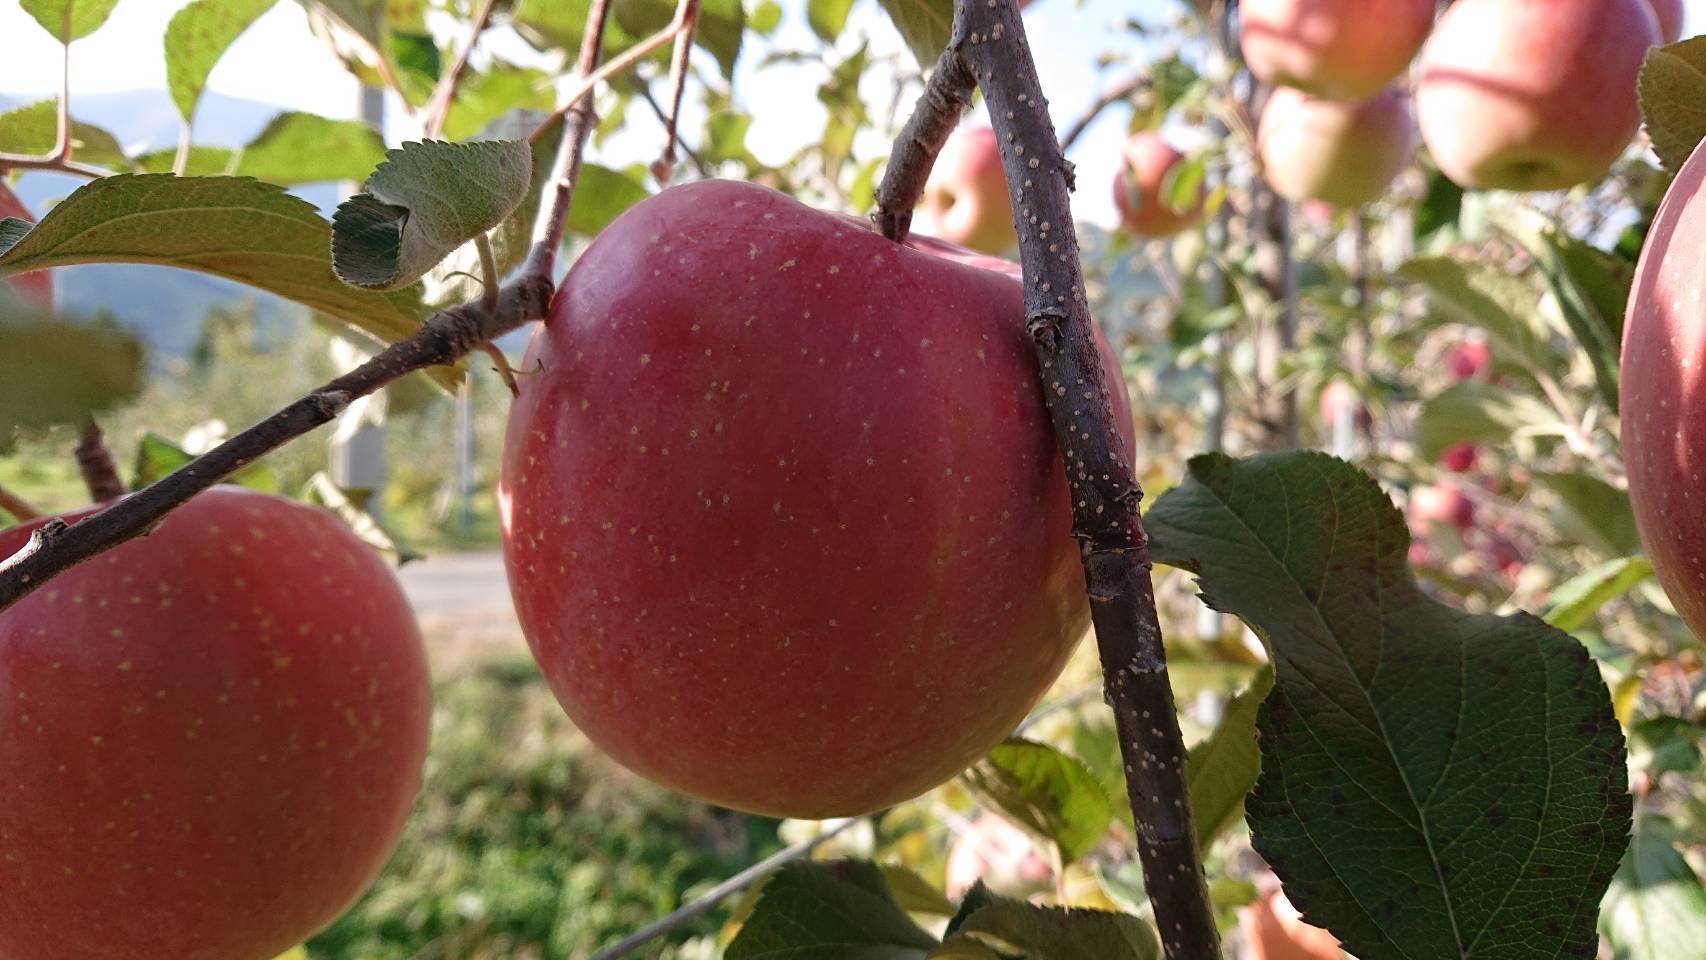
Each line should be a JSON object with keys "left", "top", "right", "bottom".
{"left": 1257, "top": 86, "right": 1418, "bottom": 209}
{"left": 1439, "top": 442, "right": 1478, "bottom": 473}
{"left": 913, "top": 125, "right": 1017, "bottom": 255}
{"left": 500, "top": 179, "right": 1135, "bottom": 818}
{"left": 1246, "top": 888, "right": 1343, "bottom": 960}
{"left": 1446, "top": 339, "right": 1492, "bottom": 381}
{"left": 0, "top": 487, "right": 431, "bottom": 960}
{"left": 1410, "top": 481, "right": 1475, "bottom": 530}
{"left": 944, "top": 812, "right": 1054, "bottom": 899}
{"left": 1415, "top": 0, "right": 1660, "bottom": 191}
{"left": 0, "top": 180, "right": 53, "bottom": 307}
{"left": 1113, "top": 132, "right": 1204, "bottom": 238}
{"left": 1239, "top": 0, "right": 1437, "bottom": 101}
{"left": 1622, "top": 134, "right": 1706, "bottom": 642}
{"left": 1317, "top": 379, "right": 1370, "bottom": 429}
{"left": 1649, "top": 0, "right": 1685, "bottom": 43}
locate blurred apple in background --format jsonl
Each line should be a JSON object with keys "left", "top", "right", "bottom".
{"left": 913, "top": 125, "right": 1017, "bottom": 255}
{"left": 1244, "top": 887, "right": 1343, "bottom": 960}
{"left": 1239, "top": 0, "right": 1436, "bottom": 101}
{"left": 1257, "top": 86, "right": 1418, "bottom": 208}
{"left": 1649, "top": 0, "right": 1685, "bottom": 42}
{"left": 944, "top": 812, "right": 1054, "bottom": 899}
{"left": 0, "top": 181, "right": 53, "bottom": 307}
{"left": 1410, "top": 481, "right": 1476, "bottom": 531}
{"left": 1446, "top": 338, "right": 1492, "bottom": 381}
{"left": 1439, "top": 442, "right": 1478, "bottom": 473}
{"left": 1416, "top": 0, "right": 1659, "bottom": 191}
{"left": 1113, "top": 132, "right": 1204, "bottom": 238}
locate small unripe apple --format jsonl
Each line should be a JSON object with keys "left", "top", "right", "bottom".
{"left": 913, "top": 125, "right": 1017, "bottom": 255}
{"left": 1113, "top": 132, "right": 1204, "bottom": 238}
{"left": 501, "top": 179, "right": 1134, "bottom": 818}
{"left": 1257, "top": 86, "right": 1418, "bottom": 209}
{"left": 1439, "top": 442, "right": 1478, "bottom": 473}
{"left": 1622, "top": 134, "right": 1706, "bottom": 642}
{"left": 1649, "top": 0, "right": 1685, "bottom": 42}
{"left": 1416, "top": 0, "right": 1660, "bottom": 191}
{"left": 1446, "top": 339, "right": 1492, "bottom": 381}
{"left": 0, "top": 487, "right": 431, "bottom": 960}
{"left": 1410, "top": 481, "right": 1475, "bottom": 530}
{"left": 0, "top": 180, "right": 52, "bottom": 307}
{"left": 1239, "top": 0, "right": 1437, "bottom": 101}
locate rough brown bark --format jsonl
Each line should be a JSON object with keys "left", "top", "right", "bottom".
{"left": 75, "top": 419, "right": 127, "bottom": 502}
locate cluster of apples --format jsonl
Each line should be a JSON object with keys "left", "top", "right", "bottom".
{"left": 1247, "top": 0, "right": 1674, "bottom": 208}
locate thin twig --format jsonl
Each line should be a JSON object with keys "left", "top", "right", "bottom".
{"left": 0, "top": 0, "right": 630, "bottom": 613}
{"left": 651, "top": 0, "right": 701, "bottom": 184}
{"left": 53, "top": 21, "right": 70, "bottom": 161}
{"left": 424, "top": 0, "right": 502, "bottom": 139}
{"left": 874, "top": 5, "right": 1221, "bottom": 957}
{"left": 171, "top": 122, "right": 193, "bottom": 178}
{"left": 0, "top": 154, "right": 109, "bottom": 178}
{"left": 527, "top": 0, "right": 697, "bottom": 147}
{"left": 0, "top": 485, "right": 41, "bottom": 523}
{"left": 314, "top": 2, "right": 417, "bottom": 117}
{"left": 74, "top": 419, "right": 127, "bottom": 502}
{"left": 871, "top": 54, "right": 975, "bottom": 242}
{"left": 1059, "top": 72, "right": 1149, "bottom": 153}
{"left": 528, "top": 0, "right": 620, "bottom": 275}
{"left": 636, "top": 83, "right": 711, "bottom": 176}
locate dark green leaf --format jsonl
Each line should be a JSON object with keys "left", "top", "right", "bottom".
{"left": 566, "top": 163, "right": 652, "bottom": 236}
{"left": 1414, "top": 168, "right": 1464, "bottom": 244}
{"left": 1146, "top": 451, "right": 1631, "bottom": 960}
{"left": 1520, "top": 221, "right": 1632, "bottom": 413}
{"left": 874, "top": 0, "right": 956, "bottom": 68}
{"left": 1185, "top": 664, "right": 1273, "bottom": 849}
{"left": 1639, "top": 38, "right": 1706, "bottom": 173}
{"left": 1600, "top": 818, "right": 1706, "bottom": 959}
{"left": 1532, "top": 471, "right": 1643, "bottom": 559}
{"left": 132, "top": 431, "right": 279, "bottom": 492}
{"left": 165, "top": 0, "right": 280, "bottom": 122}
{"left": 1543, "top": 557, "right": 1654, "bottom": 632}
{"left": 725, "top": 859, "right": 938, "bottom": 960}
{"left": 945, "top": 881, "right": 1000, "bottom": 937}
{"left": 808, "top": 0, "right": 855, "bottom": 43}
{"left": 0, "top": 303, "right": 142, "bottom": 437}
{"left": 332, "top": 139, "right": 531, "bottom": 290}
{"left": 21, "top": 0, "right": 122, "bottom": 42}
{"left": 0, "top": 99, "right": 132, "bottom": 171}
{"left": 938, "top": 899, "right": 1160, "bottom": 960}
{"left": 962, "top": 739, "right": 1114, "bottom": 864}
{"left": 1414, "top": 382, "right": 1562, "bottom": 461}
{"left": 1627, "top": 718, "right": 1703, "bottom": 777}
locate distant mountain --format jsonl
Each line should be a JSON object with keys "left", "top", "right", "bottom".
{"left": 6, "top": 90, "right": 348, "bottom": 360}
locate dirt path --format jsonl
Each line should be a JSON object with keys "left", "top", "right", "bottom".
{"left": 399, "top": 550, "right": 528, "bottom": 672}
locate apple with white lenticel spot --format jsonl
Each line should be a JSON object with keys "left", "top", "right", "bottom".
{"left": 0, "top": 487, "right": 431, "bottom": 960}
{"left": 500, "top": 178, "right": 1134, "bottom": 818}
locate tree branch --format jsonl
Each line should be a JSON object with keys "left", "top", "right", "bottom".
{"left": 0, "top": 484, "right": 40, "bottom": 523}
{"left": 1059, "top": 71, "right": 1149, "bottom": 152}
{"left": 75, "top": 419, "right": 127, "bottom": 502}
{"left": 636, "top": 83, "right": 711, "bottom": 176}
{"left": 424, "top": 0, "right": 502, "bottom": 139}
{"left": 651, "top": 0, "right": 701, "bottom": 184}
{"left": 0, "top": 153, "right": 111, "bottom": 178}
{"left": 874, "top": 7, "right": 1220, "bottom": 958}
{"left": 871, "top": 54, "right": 975, "bottom": 243}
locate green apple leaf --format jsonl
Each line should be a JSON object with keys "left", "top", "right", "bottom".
{"left": 937, "top": 899, "right": 1160, "bottom": 960}
{"left": 0, "top": 301, "right": 143, "bottom": 437}
{"left": 1146, "top": 451, "right": 1631, "bottom": 960}
{"left": 1514, "top": 220, "right": 1631, "bottom": 414}
{"left": 750, "top": 0, "right": 782, "bottom": 34}
{"left": 20, "top": 0, "right": 122, "bottom": 42}
{"left": 331, "top": 139, "right": 531, "bottom": 291}
{"left": 0, "top": 175, "right": 448, "bottom": 383}
{"left": 874, "top": 0, "right": 955, "bottom": 68}
{"left": 1532, "top": 471, "right": 1643, "bottom": 559}
{"left": 1415, "top": 382, "right": 1562, "bottom": 461}
{"left": 944, "top": 880, "right": 1000, "bottom": 936}
{"left": 235, "top": 111, "right": 388, "bottom": 184}
{"left": 1543, "top": 557, "right": 1654, "bottom": 633}
{"left": 441, "top": 62, "right": 554, "bottom": 142}
{"left": 1638, "top": 37, "right": 1706, "bottom": 173}
{"left": 880, "top": 864, "right": 957, "bottom": 917}
{"left": 725, "top": 859, "right": 939, "bottom": 960}
{"left": 303, "top": 471, "right": 422, "bottom": 565}
{"left": 1397, "top": 256, "right": 1556, "bottom": 378}
{"left": 963, "top": 738, "right": 1114, "bottom": 864}
{"left": 135, "top": 145, "right": 235, "bottom": 175}
{"left": 1185, "top": 664, "right": 1274, "bottom": 849}
{"left": 0, "top": 99, "right": 133, "bottom": 171}
{"left": 808, "top": 0, "right": 855, "bottom": 43}
{"left": 1627, "top": 718, "right": 1703, "bottom": 777}
{"left": 132, "top": 431, "right": 279, "bottom": 492}
{"left": 512, "top": 0, "right": 743, "bottom": 79}
{"left": 165, "top": 0, "right": 280, "bottom": 122}
{"left": 567, "top": 163, "right": 652, "bottom": 237}
{"left": 1599, "top": 818, "right": 1706, "bottom": 959}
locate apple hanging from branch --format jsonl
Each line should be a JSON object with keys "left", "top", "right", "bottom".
{"left": 912, "top": 125, "right": 1018, "bottom": 255}
{"left": 1113, "top": 132, "right": 1204, "bottom": 238}
{"left": 1238, "top": 0, "right": 1437, "bottom": 101}
{"left": 0, "top": 487, "right": 431, "bottom": 960}
{"left": 500, "top": 179, "right": 1134, "bottom": 818}
{"left": 1257, "top": 86, "right": 1418, "bottom": 209}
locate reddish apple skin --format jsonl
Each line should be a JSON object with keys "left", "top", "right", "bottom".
{"left": 0, "top": 488, "right": 431, "bottom": 960}
{"left": 1649, "top": 0, "right": 1685, "bottom": 42}
{"left": 501, "top": 179, "right": 1134, "bottom": 818}
{"left": 1245, "top": 888, "right": 1343, "bottom": 960}
{"left": 1410, "top": 482, "right": 1475, "bottom": 530}
{"left": 914, "top": 125, "right": 1017, "bottom": 255}
{"left": 1623, "top": 137, "right": 1706, "bottom": 641}
{"left": 1257, "top": 86, "right": 1418, "bottom": 209}
{"left": 0, "top": 180, "right": 53, "bottom": 307}
{"left": 1113, "top": 132, "right": 1203, "bottom": 238}
{"left": 1447, "top": 340, "right": 1492, "bottom": 381}
{"left": 1416, "top": 0, "right": 1659, "bottom": 191}
{"left": 1239, "top": 0, "right": 1436, "bottom": 101}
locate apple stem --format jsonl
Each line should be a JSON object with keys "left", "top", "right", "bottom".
{"left": 652, "top": 0, "right": 702, "bottom": 185}
{"left": 74, "top": 419, "right": 127, "bottom": 503}
{"left": 874, "top": 4, "right": 1222, "bottom": 957}
{"left": 0, "top": 0, "right": 638, "bottom": 612}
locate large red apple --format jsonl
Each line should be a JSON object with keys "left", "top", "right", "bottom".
{"left": 1649, "top": 0, "right": 1685, "bottom": 43}
{"left": 500, "top": 179, "right": 1134, "bottom": 818}
{"left": 1415, "top": 0, "right": 1660, "bottom": 191}
{"left": 1623, "top": 136, "right": 1706, "bottom": 642}
{"left": 0, "top": 179, "right": 53, "bottom": 307}
{"left": 1239, "top": 0, "right": 1437, "bottom": 101}
{"left": 0, "top": 487, "right": 431, "bottom": 960}
{"left": 1257, "top": 86, "right": 1418, "bottom": 209}
{"left": 913, "top": 125, "right": 1017, "bottom": 255}
{"left": 1113, "top": 132, "right": 1204, "bottom": 238}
